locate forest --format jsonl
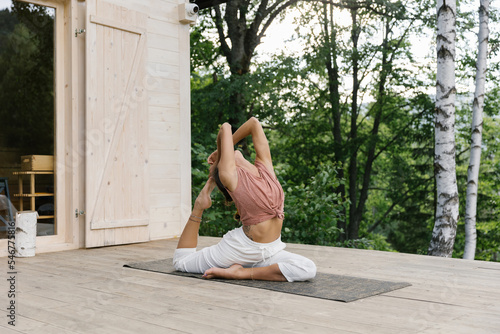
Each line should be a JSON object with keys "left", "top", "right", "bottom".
{"left": 189, "top": 0, "right": 500, "bottom": 261}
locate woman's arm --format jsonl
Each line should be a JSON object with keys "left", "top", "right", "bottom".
{"left": 210, "top": 117, "right": 272, "bottom": 191}
{"left": 232, "top": 117, "right": 272, "bottom": 168}
{"left": 216, "top": 122, "right": 238, "bottom": 191}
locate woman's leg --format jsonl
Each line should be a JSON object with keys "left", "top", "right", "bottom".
{"left": 203, "top": 250, "right": 317, "bottom": 282}
{"left": 173, "top": 178, "right": 216, "bottom": 269}
{"left": 174, "top": 228, "right": 258, "bottom": 274}
{"left": 176, "top": 178, "right": 215, "bottom": 249}
{"left": 176, "top": 210, "right": 203, "bottom": 249}
{"left": 172, "top": 217, "right": 204, "bottom": 272}
{"left": 175, "top": 227, "right": 284, "bottom": 275}
{"left": 201, "top": 229, "right": 316, "bottom": 282}
{"left": 265, "top": 250, "right": 317, "bottom": 282}
{"left": 203, "top": 263, "right": 287, "bottom": 281}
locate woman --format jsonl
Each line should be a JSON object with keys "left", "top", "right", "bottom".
{"left": 173, "top": 117, "right": 316, "bottom": 282}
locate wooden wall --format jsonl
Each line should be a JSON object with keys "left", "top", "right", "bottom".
{"left": 0, "top": 0, "right": 191, "bottom": 255}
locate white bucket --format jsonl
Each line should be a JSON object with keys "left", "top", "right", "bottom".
{"left": 15, "top": 211, "right": 38, "bottom": 257}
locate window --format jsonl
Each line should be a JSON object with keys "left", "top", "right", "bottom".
{"left": 0, "top": 1, "right": 56, "bottom": 238}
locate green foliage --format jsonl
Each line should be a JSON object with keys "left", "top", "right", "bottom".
{"left": 188, "top": 0, "right": 500, "bottom": 260}
{"left": 0, "top": 9, "right": 18, "bottom": 50}
{"left": 454, "top": 221, "right": 500, "bottom": 262}
{"left": 367, "top": 93, "right": 436, "bottom": 255}
{"left": 191, "top": 73, "right": 253, "bottom": 146}
{"left": 190, "top": 22, "right": 222, "bottom": 73}
{"left": 280, "top": 164, "right": 346, "bottom": 246}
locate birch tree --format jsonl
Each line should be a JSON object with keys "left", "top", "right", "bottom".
{"left": 428, "top": 0, "right": 459, "bottom": 257}
{"left": 463, "top": 0, "right": 490, "bottom": 260}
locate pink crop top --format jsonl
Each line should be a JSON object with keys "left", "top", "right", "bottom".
{"left": 227, "top": 160, "right": 285, "bottom": 226}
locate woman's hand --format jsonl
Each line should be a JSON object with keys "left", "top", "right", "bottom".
{"left": 194, "top": 178, "right": 216, "bottom": 211}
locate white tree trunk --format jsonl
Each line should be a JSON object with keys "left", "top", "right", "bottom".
{"left": 429, "top": 0, "right": 459, "bottom": 257}
{"left": 464, "top": 0, "right": 489, "bottom": 260}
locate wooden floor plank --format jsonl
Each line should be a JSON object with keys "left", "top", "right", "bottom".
{"left": 79, "top": 274, "right": 423, "bottom": 334}
{"left": 0, "top": 310, "right": 80, "bottom": 334}
{"left": 18, "top": 303, "right": 186, "bottom": 334}
{"left": 0, "top": 237, "right": 498, "bottom": 333}
{"left": 0, "top": 323, "right": 25, "bottom": 334}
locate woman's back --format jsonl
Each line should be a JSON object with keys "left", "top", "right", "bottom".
{"left": 227, "top": 161, "right": 283, "bottom": 243}
{"left": 228, "top": 160, "right": 284, "bottom": 226}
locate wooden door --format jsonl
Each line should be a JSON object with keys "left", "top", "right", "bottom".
{"left": 85, "top": 0, "right": 149, "bottom": 247}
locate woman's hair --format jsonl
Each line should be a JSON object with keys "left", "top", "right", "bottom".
{"left": 211, "top": 166, "right": 240, "bottom": 221}
{"left": 211, "top": 166, "right": 233, "bottom": 204}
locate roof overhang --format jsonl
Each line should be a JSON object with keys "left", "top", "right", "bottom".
{"left": 194, "top": 0, "right": 228, "bottom": 10}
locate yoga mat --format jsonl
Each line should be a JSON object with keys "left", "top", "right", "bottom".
{"left": 124, "top": 259, "right": 411, "bottom": 302}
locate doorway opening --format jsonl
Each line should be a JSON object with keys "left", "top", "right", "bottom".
{"left": 0, "top": 1, "right": 56, "bottom": 238}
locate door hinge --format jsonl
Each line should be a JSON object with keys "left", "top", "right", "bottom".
{"left": 75, "top": 209, "right": 86, "bottom": 218}
{"left": 75, "top": 28, "right": 85, "bottom": 37}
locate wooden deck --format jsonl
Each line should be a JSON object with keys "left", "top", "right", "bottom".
{"left": 1, "top": 237, "right": 499, "bottom": 333}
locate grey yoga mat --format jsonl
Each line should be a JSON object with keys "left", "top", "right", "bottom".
{"left": 123, "top": 258, "right": 411, "bottom": 303}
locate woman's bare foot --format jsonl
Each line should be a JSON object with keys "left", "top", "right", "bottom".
{"left": 193, "top": 178, "right": 216, "bottom": 211}
{"left": 203, "top": 264, "right": 245, "bottom": 280}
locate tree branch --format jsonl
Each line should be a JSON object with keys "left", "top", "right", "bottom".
{"left": 212, "top": 5, "right": 231, "bottom": 62}
{"left": 373, "top": 108, "right": 426, "bottom": 162}
{"left": 367, "top": 174, "right": 434, "bottom": 233}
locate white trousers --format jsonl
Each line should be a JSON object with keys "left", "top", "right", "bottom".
{"left": 173, "top": 227, "right": 316, "bottom": 282}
